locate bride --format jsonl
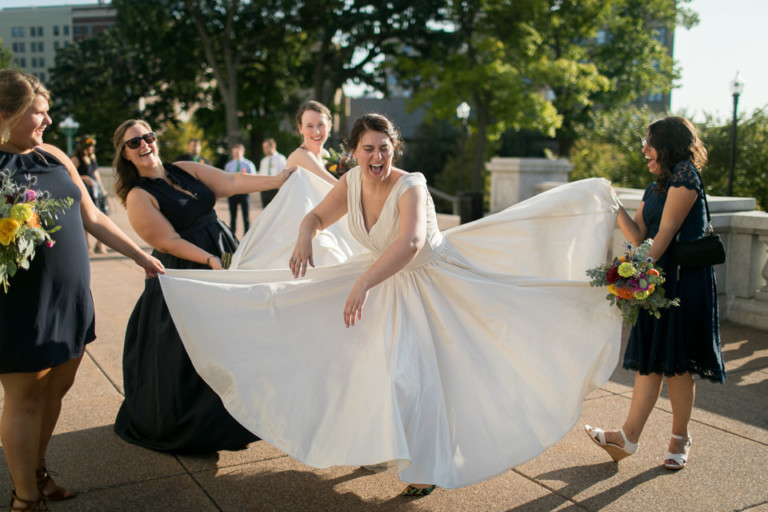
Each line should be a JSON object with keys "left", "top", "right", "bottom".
{"left": 159, "top": 113, "right": 622, "bottom": 493}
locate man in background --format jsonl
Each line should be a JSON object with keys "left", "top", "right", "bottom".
{"left": 258, "top": 138, "right": 286, "bottom": 208}
{"left": 224, "top": 143, "right": 257, "bottom": 236}
{"left": 176, "top": 138, "right": 210, "bottom": 164}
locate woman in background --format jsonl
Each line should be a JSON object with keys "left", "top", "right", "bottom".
{"left": 284, "top": 101, "right": 338, "bottom": 185}
{"left": 71, "top": 135, "right": 110, "bottom": 254}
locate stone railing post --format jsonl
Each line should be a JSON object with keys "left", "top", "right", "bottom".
{"left": 487, "top": 157, "right": 572, "bottom": 213}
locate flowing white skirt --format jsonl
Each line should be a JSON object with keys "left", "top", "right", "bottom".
{"left": 159, "top": 173, "right": 622, "bottom": 488}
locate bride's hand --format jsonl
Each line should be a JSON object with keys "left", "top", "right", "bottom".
{"left": 344, "top": 278, "right": 370, "bottom": 328}
{"left": 289, "top": 236, "right": 314, "bottom": 278}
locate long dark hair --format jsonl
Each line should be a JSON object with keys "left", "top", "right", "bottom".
{"left": 112, "top": 119, "right": 154, "bottom": 205}
{"left": 647, "top": 116, "right": 707, "bottom": 192}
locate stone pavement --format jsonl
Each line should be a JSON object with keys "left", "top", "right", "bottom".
{"left": 1, "top": 196, "right": 767, "bottom": 512}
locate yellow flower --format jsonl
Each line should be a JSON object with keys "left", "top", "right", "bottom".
{"left": 618, "top": 262, "right": 634, "bottom": 278}
{"left": 10, "top": 203, "right": 33, "bottom": 222}
{"left": 607, "top": 284, "right": 618, "bottom": 295}
{"left": 0, "top": 217, "right": 21, "bottom": 245}
{"left": 634, "top": 290, "right": 650, "bottom": 300}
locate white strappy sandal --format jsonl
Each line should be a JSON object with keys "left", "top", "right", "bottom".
{"left": 663, "top": 434, "right": 692, "bottom": 470}
{"left": 584, "top": 425, "right": 639, "bottom": 462}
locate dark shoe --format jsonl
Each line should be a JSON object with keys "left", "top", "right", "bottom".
{"left": 400, "top": 484, "right": 437, "bottom": 497}
{"left": 36, "top": 464, "right": 76, "bottom": 501}
{"left": 9, "top": 491, "right": 49, "bottom": 511}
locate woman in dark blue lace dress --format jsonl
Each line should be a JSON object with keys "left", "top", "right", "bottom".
{"left": 585, "top": 116, "right": 725, "bottom": 471}
{"left": 111, "top": 120, "right": 294, "bottom": 453}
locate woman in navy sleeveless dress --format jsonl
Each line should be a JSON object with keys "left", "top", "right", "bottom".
{"left": 0, "top": 70, "right": 163, "bottom": 511}
{"left": 585, "top": 116, "right": 725, "bottom": 471}
{"left": 111, "top": 120, "right": 294, "bottom": 453}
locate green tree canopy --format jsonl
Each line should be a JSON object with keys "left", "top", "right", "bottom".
{"left": 0, "top": 37, "right": 13, "bottom": 68}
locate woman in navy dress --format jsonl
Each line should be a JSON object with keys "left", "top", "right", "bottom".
{"left": 111, "top": 120, "right": 294, "bottom": 453}
{"left": 71, "top": 135, "right": 110, "bottom": 254}
{"left": 0, "top": 71, "right": 164, "bottom": 511}
{"left": 585, "top": 116, "right": 725, "bottom": 470}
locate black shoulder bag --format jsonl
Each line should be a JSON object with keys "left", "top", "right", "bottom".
{"left": 668, "top": 169, "right": 726, "bottom": 270}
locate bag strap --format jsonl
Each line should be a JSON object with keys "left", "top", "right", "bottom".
{"left": 691, "top": 167, "right": 715, "bottom": 234}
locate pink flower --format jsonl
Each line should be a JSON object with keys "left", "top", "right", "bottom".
{"left": 25, "top": 189, "right": 37, "bottom": 201}
{"left": 45, "top": 239, "right": 55, "bottom": 248}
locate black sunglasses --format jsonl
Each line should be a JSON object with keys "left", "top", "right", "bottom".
{"left": 124, "top": 132, "right": 156, "bottom": 150}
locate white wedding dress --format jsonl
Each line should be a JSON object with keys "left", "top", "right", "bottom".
{"left": 159, "top": 168, "right": 622, "bottom": 488}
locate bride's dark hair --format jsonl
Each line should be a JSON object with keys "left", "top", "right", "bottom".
{"left": 346, "top": 113, "right": 404, "bottom": 161}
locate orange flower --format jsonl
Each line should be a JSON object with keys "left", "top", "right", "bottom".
{"left": 615, "top": 286, "right": 635, "bottom": 300}
{"left": 27, "top": 211, "right": 41, "bottom": 228}
{"left": 647, "top": 268, "right": 659, "bottom": 277}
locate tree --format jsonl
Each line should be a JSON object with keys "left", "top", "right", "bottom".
{"left": 113, "top": 0, "right": 305, "bottom": 150}
{"left": 47, "top": 29, "right": 177, "bottom": 161}
{"left": 0, "top": 38, "right": 12, "bottom": 68}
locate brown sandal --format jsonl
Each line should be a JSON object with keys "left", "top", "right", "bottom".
{"left": 36, "top": 463, "right": 76, "bottom": 501}
{"left": 8, "top": 491, "right": 49, "bottom": 511}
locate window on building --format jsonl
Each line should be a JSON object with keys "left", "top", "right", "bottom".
{"left": 38, "top": 27, "right": 43, "bottom": 37}
{"left": 30, "top": 42, "right": 36, "bottom": 52}
{"left": 31, "top": 57, "right": 37, "bottom": 68}
{"left": 12, "top": 27, "right": 25, "bottom": 38}
{"left": 54, "top": 41, "right": 60, "bottom": 50}
{"left": 30, "top": 27, "right": 36, "bottom": 37}
{"left": 39, "top": 57, "right": 45, "bottom": 68}
{"left": 64, "top": 25, "right": 70, "bottom": 36}
{"left": 19, "top": 58, "right": 26, "bottom": 67}
{"left": 38, "top": 42, "right": 44, "bottom": 52}
{"left": 19, "top": 42, "right": 25, "bottom": 52}
{"left": 12, "top": 43, "right": 18, "bottom": 52}
{"left": 53, "top": 25, "right": 60, "bottom": 36}
{"left": 648, "top": 93, "right": 663, "bottom": 103}
{"left": 40, "top": 72, "right": 46, "bottom": 82}
{"left": 86, "top": 25, "right": 93, "bottom": 36}
{"left": 74, "top": 26, "right": 82, "bottom": 36}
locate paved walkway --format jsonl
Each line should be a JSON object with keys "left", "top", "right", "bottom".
{"left": 1, "top": 197, "right": 767, "bottom": 511}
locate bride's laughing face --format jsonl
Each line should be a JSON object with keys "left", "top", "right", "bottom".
{"left": 354, "top": 130, "right": 393, "bottom": 182}
{"left": 298, "top": 110, "right": 330, "bottom": 152}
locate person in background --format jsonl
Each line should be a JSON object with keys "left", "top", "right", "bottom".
{"left": 284, "top": 101, "right": 338, "bottom": 186}
{"left": 258, "top": 137, "right": 286, "bottom": 208}
{"left": 585, "top": 116, "right": 725, "bottom": 471}
{"left": 224, "top": 143, "right": 257, "bottom": 236}
{"left": 0, "top": 69, "right": 164, "bottom": 512}
{"left": 71, "top": 135, "right": 110, "bottom": 254}
{"left": 111, "top": 119, "right": 294, "bottom": 454}
{"left": 175, "top": 138, "right": 209, "bottom": 164}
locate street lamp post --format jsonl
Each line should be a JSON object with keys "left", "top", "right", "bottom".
{"left": 456, "top": 102, "right": 471, "bottom": 195}
{"left": 728, "top": 73, "right": 744, "bottom": 197}
{"left": 59, "top": 115, "right": 80, "bottom": 156}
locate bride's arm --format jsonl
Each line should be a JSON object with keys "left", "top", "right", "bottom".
{"left": 344, "top": 186, "right": 427, "bottom": 327}
{"left": 290, "top": 175, "right": 349, "bottom": 277}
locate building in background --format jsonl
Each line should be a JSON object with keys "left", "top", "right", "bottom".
{"left": 0, "top": 2, "right": 116, "bottom": 83}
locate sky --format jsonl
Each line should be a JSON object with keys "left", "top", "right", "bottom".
{"left": 1, "top": 0, "right": 765, "bottom": 123}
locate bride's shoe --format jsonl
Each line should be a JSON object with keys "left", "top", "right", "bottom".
{"left": 663, "top": 434, "right": 691, "bottom": 470}
{"left": 584, "top": 425, "right": 638, "bottom": 462}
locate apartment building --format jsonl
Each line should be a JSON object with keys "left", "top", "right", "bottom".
{"left": 0, "top": 3, "right": 116, "bottom": 83}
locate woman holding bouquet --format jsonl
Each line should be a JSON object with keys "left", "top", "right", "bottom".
{"left": 111, "top": 120, "right": 294, "bottom": 454}
{"left": 0, "top": 70, "right": 164, "bottom": 511}
{"left": 585, "top": 116, "right": 726, "bottom": 470}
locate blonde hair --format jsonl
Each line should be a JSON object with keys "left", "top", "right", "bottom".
{"left": 112, "top": 119, "right": 154, "bottom": 204}
{"left": 0, "top": 69, "right": 50, "bottom": 144}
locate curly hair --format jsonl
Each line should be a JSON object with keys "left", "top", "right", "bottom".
{"left": 112, "top": 119, "right": 154, "bottom": 205}
{"left": 345, "top": 113, "right": 404, "bottom": 162}
{"left": 0, "top": 69, "right": 50, "bottom": 144}
{"left": 647, "top": 116, "right": 708, "bottom": 193}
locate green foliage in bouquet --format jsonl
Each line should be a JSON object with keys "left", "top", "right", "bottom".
{"left": 324, "top": 144, "right": 357, "bottom": 178}
{"left": 0, "top": 170, "right": 74, "bottom": 292}
{"left": 586, "top": 239, "right": 679, "bottom": 325}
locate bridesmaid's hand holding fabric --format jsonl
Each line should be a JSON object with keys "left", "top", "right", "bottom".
{"left": 289, "top": 237, "right": 314, "bottom": 278}
{"left": 138, "top": 253, "right": 165, "bottom": 279}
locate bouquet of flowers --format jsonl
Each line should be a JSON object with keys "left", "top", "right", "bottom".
{"left": 324, "top": 144, "right": 357, "bottom": 177}
{"left": 0, "top": 169, "right": 74, "bottom": 292}
{"left": 585, "top": 239, "right": 679, "bottom": 325}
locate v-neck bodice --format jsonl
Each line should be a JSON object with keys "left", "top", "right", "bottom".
{"left": 345, "top": 167, "right": 444, "bottom": 267}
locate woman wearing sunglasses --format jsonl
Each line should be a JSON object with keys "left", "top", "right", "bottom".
{"left": 0, "top": 71, "right": 165, "bottom": 511}
{"left": 111, "top": 120, "right": 294, "bottom": 454}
